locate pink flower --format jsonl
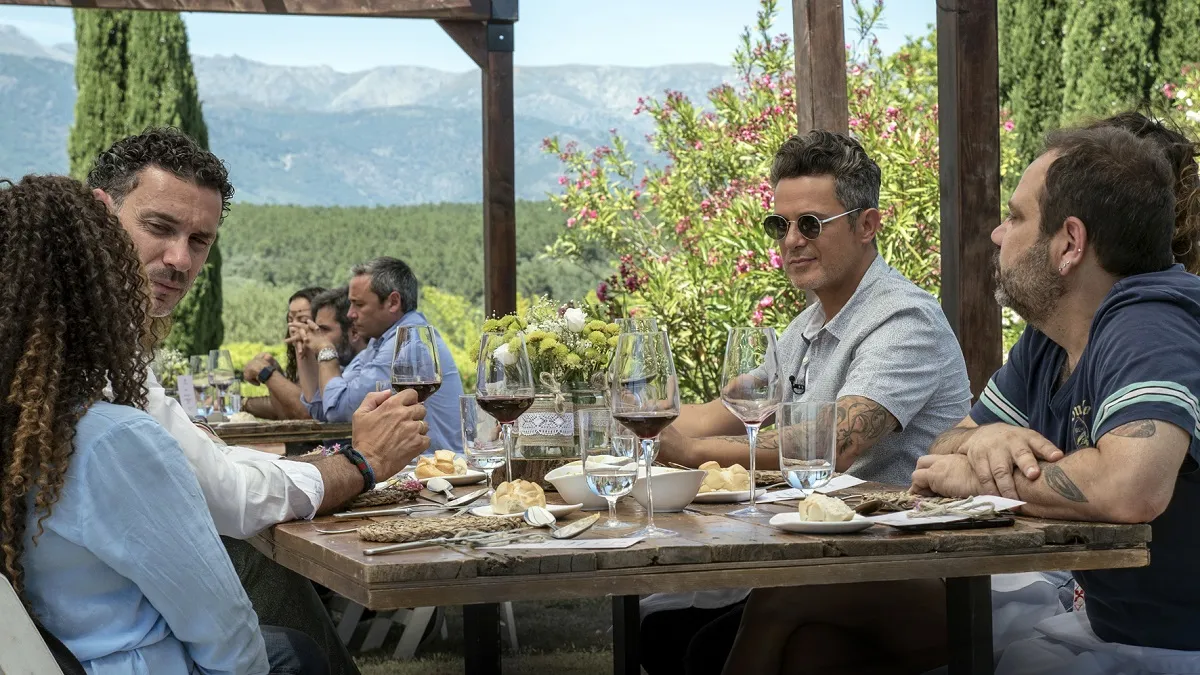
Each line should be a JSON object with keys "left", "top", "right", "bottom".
{"left": 588, "top": 209, "right": 598, "bottom": 219}
{"left": 768, "top": 249, "right": 783, "bottom": 269}
{"left": 1003, "top": 120, "right": 1015, "bottom": 132}
{"left": 632, "top": 211, "right": 642, "bottom": 220}
{"left": 694, "top": 140, "right": 704, "bottom": 150}
{"left": 751, "top": 310, "right": 764, "bottom": 326}
{"left": 558, "top": 176, "right": 568, "bottom": 185}
{"left": 1163, "top": 83, "right": 1178, "bottom": 99}
{"left": 596, "top": 281, "right": 609, "bottom": 303}
{"left": 886, "top": 106, "right": 899, "bottom": 119}
{"left": 758, "top": 296, "right": 774, "bottom": 309}
{"left": 566, "top": 217, "right": 576, "bottom": 227}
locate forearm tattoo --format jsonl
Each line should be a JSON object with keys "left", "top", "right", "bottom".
{"left": 836, "top": 397, "right": 896, "bottom": 456}
{"left": 1041, "top": 462, "right": 1088, "bottom": 503}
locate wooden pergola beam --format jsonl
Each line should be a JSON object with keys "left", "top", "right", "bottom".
{"left": 0, "top": 0, "right": 492, "bottom": 19}
{"left": 937, "top": 0, "right": 1003, "bottom": 400}
{"left": 792, "top": 0, "right": 848, "bottom": 134}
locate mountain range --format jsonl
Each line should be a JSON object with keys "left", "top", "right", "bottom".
{"left": 0, "top": 24, "right": 733, "bottom": 205}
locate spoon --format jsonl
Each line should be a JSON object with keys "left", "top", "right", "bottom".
{"left": 522, "top": 506, "right": 560, "bottom": 532}
{"left": 426, "top": 476, "right": 455, "bottom": 500}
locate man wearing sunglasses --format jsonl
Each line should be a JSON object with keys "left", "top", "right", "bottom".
{"left": 643, "top": 130, "right": 972, "bottom": 675}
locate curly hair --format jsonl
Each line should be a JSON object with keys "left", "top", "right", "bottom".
{"left": 0, "top": 175, "right": 152, "bottom": 602}
{"left": 284, "top": 286, "right": 326, "bottom": 382}
{"left": 86, "top": 126, "right": 234, "bottom": 219}
{"left": 1087, "top": 112, "right": 1200, "bottom": 274}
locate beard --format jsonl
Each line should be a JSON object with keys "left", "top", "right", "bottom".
{"left": 992, "top": 237, "right": 1064, "bottom": 327}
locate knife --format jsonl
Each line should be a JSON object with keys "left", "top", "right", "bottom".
{"left": 333, "top": 487, "right": 488, "bottom": 518}
{"left": 550, "top": 513, "right": 601, "bottom": 540}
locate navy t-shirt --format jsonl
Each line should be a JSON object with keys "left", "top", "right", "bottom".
{"left": 970, "top": 264, "right": 1200, "bottom": 651}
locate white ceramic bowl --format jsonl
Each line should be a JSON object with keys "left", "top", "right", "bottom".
{"left": 545, "top": 459, "right": 605, "bottom": 511}
{"left": 631, "top": 467, "right": 705, "bottom": 512}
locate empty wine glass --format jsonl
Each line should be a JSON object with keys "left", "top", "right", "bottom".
{"left": 720, "top": 327, "right": 782, "bottom": 516}
{"left": 460, "top": 395, "right": 505, "bottom": 496}
{"left": 476, "top": 332, "right": 535, "bottom": 484}
{"left": 778, "top": 400, "right": 837, "bottom": 497}
{"left": 209, "top": 349, "right": 236, "bottom": 414}
{"left": 190, "top": 355, "right": 212, "bottom": 416}
{"left": 610, "top": 330, "right": 680, "bottom": 539}
{"left": 578, "top": 408, "right": 637, "bottom": 530}
{"left": 391, "top": 326, "right": 443, "bottom": 403}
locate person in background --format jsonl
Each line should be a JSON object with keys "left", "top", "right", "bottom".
{"left": 0, "top": 174, "right": 325, "bottom": 675}
{"left": 242, "top": 286, "right": 326, "bottom": 420}
{"left": 295, "top": 257, "right": 464, "bottom": 452}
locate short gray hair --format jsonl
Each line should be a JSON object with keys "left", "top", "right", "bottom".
{"left": 769, "top": 130, "right": 881, "bottom": 215}
{"left": 351, "top": 257, "right": 418, "bottom": 313}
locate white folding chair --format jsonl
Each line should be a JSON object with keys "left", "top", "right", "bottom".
{"left": 0, "top": 575, "right": 65, "bottom": 675}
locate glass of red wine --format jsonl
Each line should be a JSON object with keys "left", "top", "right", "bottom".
{"left": 610, "top": 330, "right": 680, "bottom": 539}
{"left": 720, "top": 327, "right": 782, "bottom": 517}
{"left": 390, "top": 326, "right": 442, "bottom": 402}
{"left": 475, "top": 331, "right": 535, "bottom": 484}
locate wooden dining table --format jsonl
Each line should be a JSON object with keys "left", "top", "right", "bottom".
{"left": 211, "top": 420, "right": 353, "bottom": 446}
{"left": 257, "top": 482, "right": 1149, "bottom": 675}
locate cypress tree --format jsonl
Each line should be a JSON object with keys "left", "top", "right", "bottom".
{"left": 1059, "top": 0, "right": 1157, "bottom": 124}
{"left": 1155, "top": 0, "right": 1200, "bottom": 87}
{"left": 999, "top": 0, "right": 1066, "bottom": 166}
{"left": 67, "top": 10, "right": 132, "bottom": 179}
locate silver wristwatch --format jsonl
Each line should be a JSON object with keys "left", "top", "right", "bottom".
{"left": 317, "top": 346, "right": 338, "bottom": 363}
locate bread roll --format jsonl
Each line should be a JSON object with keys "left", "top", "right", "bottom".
{"left": 697, "top": 461, "right": 751, "bottom": 493}
{"left": 491, "top": 479, "right": 547, "bottom": 515}
{"left": 415, "top": 451, "right": 469, "bottom": 478}
{"left": 797, "top": 494, "right": 854, "bottom": 522}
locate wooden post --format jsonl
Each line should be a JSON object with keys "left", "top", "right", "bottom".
{"left": 792, "top": 0, "right": 848, "bottom": 134}
{"left": 481, "top": 16, "right": 517, "bottom": 319}
{"left": 937, "top": 0, "right": 1002, "bottom": 399}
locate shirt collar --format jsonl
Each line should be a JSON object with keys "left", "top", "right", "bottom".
{"left": 367, "top": 311, "right": 428, "bottom": 350}
{"left": 801, "top": 254, "right": 889, "bottom": 342}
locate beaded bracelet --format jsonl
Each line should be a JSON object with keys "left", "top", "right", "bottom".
{"left": 335, "top": 445, "right": 376, "bottom": 493}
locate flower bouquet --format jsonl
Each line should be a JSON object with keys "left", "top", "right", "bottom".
{"left": 481, "top": 297, "right": 620, "bottom": 458}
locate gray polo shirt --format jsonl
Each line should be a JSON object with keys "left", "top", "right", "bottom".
{"left": 774, "top": 255, "right": 971, "bottom": 485}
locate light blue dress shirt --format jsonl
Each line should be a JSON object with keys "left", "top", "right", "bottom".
{"left": 303, "top": 310, "right": 465, "bottom": 452}
{"left": 21, "top": 402, "right": 269, "bottom": 675}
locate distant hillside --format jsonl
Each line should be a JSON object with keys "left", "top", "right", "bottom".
{"left": 0, "top": 25, "right": 733, "bottom": 206}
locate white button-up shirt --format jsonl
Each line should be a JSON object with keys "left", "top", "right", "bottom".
{"left": 146, "top": 369, "right": 325, "bottom": 538}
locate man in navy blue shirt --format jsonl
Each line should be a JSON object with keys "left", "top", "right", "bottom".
{"left": 913, "top": 124, "right": 1200, "bottom": 666}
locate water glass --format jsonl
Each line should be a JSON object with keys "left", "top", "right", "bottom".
{"left": 460, "top": 395, "right": 505, "bottom": 495}
{"left": 190, "top": 355, "right": 212, "bottom": 416}
{"left": 578, "top": 408, "right": 637, "bottom": 530}
{"left": 209, "top": 349, "right": 236, "bottom": 413}
{"left": 777, "top": 401, "right": 837, "bottom": 496}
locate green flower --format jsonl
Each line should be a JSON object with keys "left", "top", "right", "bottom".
{"left": 584, "top": 348, "right": 600, "bottom": 361}
{"left": 565, "top": 353, "right": 583, "bottom": 367}
{"left": 539, "top": 338, "right": 559, "bottom": 353}
{"left": 585, "top": 320, "right": 607, "bottom": 332}
{"left": 506, "top": 337, "right": 522, "bottom": 354}
{"left": 604, "top": 323, "right": 620, "bottom": 335}
{"left": 525, "top": 330, "right": 547, "bottom": 343}
{"left": 588, "top": 331, "right": 608, "bottom": 346}
{"left": 554, "top": 343, "right": 570, "bottom": 358}
{"left": 607, "top": 335, "right": 618, "bottom": 348}
{"left": 483, "top": 319, "right": 503, "bottom": 332}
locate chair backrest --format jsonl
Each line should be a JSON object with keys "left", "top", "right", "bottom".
{"left": 0, "top": 575, "right": 65, "bottom": 675}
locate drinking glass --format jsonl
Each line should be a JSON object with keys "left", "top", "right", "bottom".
{"left": 460, "top": 395, "right": 505, "bottom": 496}
{"left": 190, "top": 355, "right": 212, "bottom": 416}
{"left": 777, "top": 400, "right": 837, "bottom": 496}
{"left": 578, "top": 408, "right": 637, "bottom": 530}
{"left": 604, "top": 316, "right": 661, "bottom": 413}
{"left": 720, "top": 327, "right": 782, "bottom": 516}
{"left": 209, "top": 349, "right": 236, "bottom": 414}
{"left": 610, "top": 330, "right": 681, "bottom": 539}
{"left": 475, "top": 332, "right": 535, "bottom": 484}
{"left": 391, "top": 326, "right": 442, "bottom": 403}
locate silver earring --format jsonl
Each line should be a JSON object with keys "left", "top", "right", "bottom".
{"left": 1059, "top": 262, "right": 1069, "bottom": 272}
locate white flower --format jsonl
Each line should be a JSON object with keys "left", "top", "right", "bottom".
{"left": 493, "top": 342, "right": 517, "bottom": 366}
{"left": 563, "top": 307, "right": 587, "bottom": 332}
{"left": 1188, "top": 111, "right": 1200, "bottom": 123}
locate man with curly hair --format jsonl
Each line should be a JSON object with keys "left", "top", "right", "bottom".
{"left": 87, "top": 127, "right": 422, "bottom": 675}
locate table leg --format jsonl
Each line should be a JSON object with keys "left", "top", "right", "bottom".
{"left": 945, "top": 576, "right": 993, "bottom": 675}
{"left": 463, "top": 603, "right": 502, "bottom": 675}
{"left": 612, "top": 594, "right": 640, "bottom": 675}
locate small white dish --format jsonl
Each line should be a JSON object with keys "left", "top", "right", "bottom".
{"left": 468, "top": 503, "right": 584, "bottom": 518}
{"left": 692, "top": 488, "right": 768, "bottom": 504}
{"left": 416, "top": 471, "right": 487, "bottom": 487}
{"left": 768, "top": 512, "right": 875, "bottom": 534}
{"left": 630, "top": 467, "right": 705, "bottom": 513}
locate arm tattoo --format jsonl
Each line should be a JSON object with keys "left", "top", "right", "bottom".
{"left": 836, "top": 397, "right": 896, "bottom": 456}
{"left": 1110, "top": 420, "right": 1157, "bottom": 438}
{"left": 1041, "top": 462, "right": 1088, "bottom": 503}
{"left": 713, "top": 430, "right": 779, "bottom": 452}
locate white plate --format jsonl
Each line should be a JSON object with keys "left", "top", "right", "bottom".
{"left": 468, "top": 503, "right": 584, "bottom": 518}
{"left": 416, "top": 471, "right": 487, "bottom": 487}
{"left": 768, "top": 512, "right": 875, "bottom": 534}
{"left": 691, "top": 488, "right": 767, "bottom": 503}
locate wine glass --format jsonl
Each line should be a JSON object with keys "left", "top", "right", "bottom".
{"left": 720, "top": 327, "right": 782, "bottom": 516}
{"left": 460, "top": 395, "right": 505, "bottom": 496}
{"left": 190, "top": 355, "right": 212, "bottom": 416}
{"left": 578, "top": 408, "right": 638, "bottom": 530}
{"left": 604, "top": 316, "right": 661, "bottom": 419}
{"left": 610, "top": 330, "right": 680, "bottom": 539}
{"left": 391, "top": 326, "right": 442, "bottom": 403}
{"left": 475, "top": 332, "right": 535, "bottom": 484}
{"left": 209, "top": 349, "right": 236, "bottom": 414}
{"left": 778, "top": 401, "right": 837, "bottom": 497}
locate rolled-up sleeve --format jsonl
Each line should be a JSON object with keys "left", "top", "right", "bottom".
{"left": 147, "top": 377, "right": 324, "bottom": 538}
{"left": 78, "top": 418, "right": 269, "bottom": 675}
{"left": 319, "top": 342, "right": 393, "bottom": 423}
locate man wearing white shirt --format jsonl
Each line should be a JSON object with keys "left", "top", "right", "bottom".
{"left": 89, "top": 127, "right": 430, "bottom": 675}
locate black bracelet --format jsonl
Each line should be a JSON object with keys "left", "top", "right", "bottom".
{"left": 336, "top": 445, "right": 376, "bottom": 493}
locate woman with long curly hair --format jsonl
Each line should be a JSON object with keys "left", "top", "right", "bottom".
{"left": 0, "top": 175, "right": 321, "bottom": 674}
{"left": 241, "top": 286, "right": 326, "bottom": 421}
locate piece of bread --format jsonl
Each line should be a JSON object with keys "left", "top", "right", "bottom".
{"left": 491, "top": 479, "right": 547, "bottom": 515}
{"left": 414, "top": 450, "right": 469, "bottom": 478}
{"left": 697, "top": 461, "right": 752, "bottom": 493}
{"left": 797, "top": 494, "right": 855, "bottom": 522}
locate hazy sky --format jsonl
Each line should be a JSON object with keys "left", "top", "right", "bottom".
{"left": 0, "top": 1, "right": 936, "bottom": 72}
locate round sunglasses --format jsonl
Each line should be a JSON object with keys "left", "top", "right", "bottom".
{"left": 762, "top": 208, "right": 862, "bottom": 241}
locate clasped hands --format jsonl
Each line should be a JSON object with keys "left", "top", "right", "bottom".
{"left": 285, "top": 320, "right": 333, "bottom": 360}
{"left": 911, "top": 424, "right": 1065, "bottom": 500}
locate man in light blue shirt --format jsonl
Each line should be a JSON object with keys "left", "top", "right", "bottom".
{"left": 298, "top": 257, "right": 464, "bottom": 452}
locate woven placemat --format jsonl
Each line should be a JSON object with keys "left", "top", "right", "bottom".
{"left": 345, "top": 481, "right": 422, "bottom": 509}
{"left": 358, "top": 514, "right": 525, "bottom": 543}
{"left": 850, "top": 491, "right": 962, "bottom": 513}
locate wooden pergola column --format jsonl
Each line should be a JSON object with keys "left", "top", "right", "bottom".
{"left": 792, "top": 0, "right": 848, "bottom": 135}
